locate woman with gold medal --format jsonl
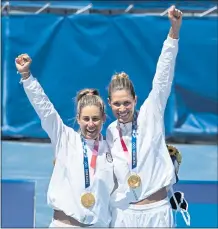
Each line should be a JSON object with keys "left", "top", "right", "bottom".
{"left": 106, "top": 5, "right": 188, "bottom": 227}
{"left": 15, "top": 55, "right": 115, "bottom": 227}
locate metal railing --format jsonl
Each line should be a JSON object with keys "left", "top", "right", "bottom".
{"left": 1, "top": 1, "right": 218, "bottom": 16}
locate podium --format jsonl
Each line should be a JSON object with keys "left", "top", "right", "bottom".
{"left": 1, "top": 179, "right": 36, "bottom": 228}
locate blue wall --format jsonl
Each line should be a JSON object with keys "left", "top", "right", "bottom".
{"left": 1, "top": 15, "right": 217, "bottom": 140}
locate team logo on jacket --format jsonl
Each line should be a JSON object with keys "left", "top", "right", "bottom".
{"left": 106, "top": 152, "right": 113, "bottom": 163}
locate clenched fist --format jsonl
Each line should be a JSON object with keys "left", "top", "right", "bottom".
{"left": 168, "top": 5, "right": 183, "bottom": 39}
{"left": 15, "top": 54, "right": 32, "bottom": 79}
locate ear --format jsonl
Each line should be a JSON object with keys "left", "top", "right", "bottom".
{"left": 102, "top": 113, "right": 106, "bottom": 123}
{"left": 77, "top": 115, "right": 80, "bottom": 125}
{"left": 135, "top": 95, "right": 137, "bottom": 105}
{"left": 107, "top": 98, "right": 111, "bottom": 107}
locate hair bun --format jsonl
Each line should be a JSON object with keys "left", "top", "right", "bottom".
{"left": 112, "top": 72, "right": 129, "bottom": 80}
{"left": 76, "top": 89, "right": 99, "bottom": 103}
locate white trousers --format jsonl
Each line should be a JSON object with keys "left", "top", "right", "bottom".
{"left": 110, "top": 198, "right": 174, "bottom": 228}
{"left": 49, "top": 219, "right": 78, "bottom": 227}
{"left": 49, "top": 219, "right": 105, "bottom": 228}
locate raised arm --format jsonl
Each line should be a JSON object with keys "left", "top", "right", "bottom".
{"left": 15, "top": 54, "right": 65, "bottom": 149}
{"left": 141, "top": 6, "right": 182, "bottom": 118}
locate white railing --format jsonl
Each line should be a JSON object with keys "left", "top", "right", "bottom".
{"left": 1, "top": 2, "right": 218, "bottom": 17}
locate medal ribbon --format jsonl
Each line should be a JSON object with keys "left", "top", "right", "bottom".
{"left": 90, "top": 138, "right": 100, "bottom": 174}
{"left": 81, "top": 135, "right": 100, "bottom": 188}
{"left": 118, "top": 112, "right": 138, "bottom": 169}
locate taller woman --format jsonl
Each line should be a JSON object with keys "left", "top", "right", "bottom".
{"left": 106, "top": 5, "right": 183, "bottom": 227}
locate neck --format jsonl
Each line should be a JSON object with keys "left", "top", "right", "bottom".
{"left": 118, "top": 118, "right": 133, "bottom": 125}
{"left": 81, "top": 133, "right": 100, "bottom": 141}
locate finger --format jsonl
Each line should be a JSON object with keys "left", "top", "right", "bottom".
{"left": 21, "top": 54, "right": 29, "bottom": 61}
{"left": 17, "top": 57, "right": 23, "bottom": 65}
{"left": 23, "top": 57, "right": 29, "bottom": 62}
{"left": 25, "top": 56, "right": 32, "bottom": 63}
{"left": 168, "top": 5, "right": 175, "bottom": 16}
{"left": 176, "top": 10, "right": 182, "bottom": 19}
{"left": 21, "top": 55, "right": 32, "bottom": 64}
{"left": 178, "top": 11, "right": 183, "bottom": 19}
{"left": 28, "top": 56, "right": 32, "bottom": 62}
{"left": 23, "top": 57, "right": 32, "bottom": 64}
{"left": 15, "top": 58, "right": 20, "bottom": 64}
{"left": 169, "top": 5, "right": 175, "bottom": 13}
{"left": 172, "top": 9, "right": 178, "bottom": 19}
{"left": 19, "top": 58, "right": 25, "bottom": 66}
{"left": 23, "top": 62, "right": 30, "bottom": 68}
{"left": 168, "top": 9, "right": 177, "bottom": 20}
{"left": 175, "top": 9, "right": 181, "bottom": 18}
{"left": 22, "top": 53, "right": 30, "bottom": 59}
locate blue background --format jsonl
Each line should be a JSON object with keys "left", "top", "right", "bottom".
{"left": 2, "top": 15, "right": 217, "bottom": 140}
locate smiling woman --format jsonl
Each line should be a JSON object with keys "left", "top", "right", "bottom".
{"left": 108, "top": 73, "right": 137, "bottom": 124}
{"left": 15, "top": 54, "right": 115, "bottom": 227}
{"left": 76, "top": 89, "right": 106, "bottom": 140}
{"left": 106, "top": 5, "right": 185, "bottom": 228}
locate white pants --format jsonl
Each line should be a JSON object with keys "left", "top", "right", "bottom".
{"left": 49, "top": 219, "right": 78, "bottom": 227}
{"left": 110, "top": 198, "right": 174, "bottom": 228}
{"left": 49, "top": 219, "right": 105, "bottom": 228}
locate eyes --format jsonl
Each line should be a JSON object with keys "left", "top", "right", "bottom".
{"left": 82, "top": 116, "right": 101, "bottom": 122}
{"left": 112, "top": 101, "right": 131, "bottom": 107}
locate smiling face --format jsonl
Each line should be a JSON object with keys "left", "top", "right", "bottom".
{"left": 108, "top": 90, "right": 137, "bottom": 124}
{"left": 77, "top": 105, "right": 105, "bottom": 140}
{"left": 108, "top": 72, "right": 137, "bottom": 124}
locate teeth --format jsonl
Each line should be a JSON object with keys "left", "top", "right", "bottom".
{"left": 118, "top": 112, "right": 128, "bottom": 117}
{"left": 87, "top": 129, "right": 95, "bottom": 133}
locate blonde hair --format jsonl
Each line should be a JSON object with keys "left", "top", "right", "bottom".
{"left": 76, "top": 88, "right": 105, "bottom": 117}
{"left": 108, "top": 72, "right": 136, "bottom": 100}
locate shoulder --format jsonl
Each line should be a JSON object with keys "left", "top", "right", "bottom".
{"left": 108, "top": 120, "right": 117, "bottom": 129}
{"left": 106, "top": 120, "right": 117, "bottom": 135}
{"left": 106, "top": 121, "right": 118, "bottom": 148}
{"left": 65, "top": 125, "right": 80, "bottom": 138}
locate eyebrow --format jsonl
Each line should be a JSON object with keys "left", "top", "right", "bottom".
{"left": 112, "top": 100, "right": 131, "bottom": 103}
{"left": 82, "top": 116, "right": 101, "bottom": 118}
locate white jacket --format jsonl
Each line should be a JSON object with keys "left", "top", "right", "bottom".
{"left": 22, "top": 75, "right": 114, "bottom": 227}
{"left": 106, "top": 36, "right": 178, "bottom": 208}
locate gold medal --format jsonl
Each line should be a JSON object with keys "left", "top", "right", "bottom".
{"left": 81, "top": 193, "right": 95, "bottom": 208}
{"left": 127, "top": 174, "right": 141, "bottom": 189}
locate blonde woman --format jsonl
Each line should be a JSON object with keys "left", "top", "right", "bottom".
{"left": 106, "top": 6, "right": 189, "bottom": 227}
{"left": 15, "top": 54, "right": 115, "bottom": 227}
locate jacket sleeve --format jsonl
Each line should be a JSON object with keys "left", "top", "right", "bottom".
{"left": 22, "top": 75, "right": 67, "bottom": 150}
{"left": 139, "top": 36, "right": 179, "bottom": 122}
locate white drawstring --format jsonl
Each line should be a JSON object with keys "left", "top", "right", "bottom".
{"left": 170, "top": 187, "right": 191, "bottom": 226}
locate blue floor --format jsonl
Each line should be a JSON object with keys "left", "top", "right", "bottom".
{"left": 1, "top": 141, "right": 218, "bottom": 227}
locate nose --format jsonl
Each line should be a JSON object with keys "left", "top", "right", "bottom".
{"left": 119, "top": 105, "right": 126, "bottom": 112}
{"left": 88, "top": 120, "right": 95, "bottom": 127}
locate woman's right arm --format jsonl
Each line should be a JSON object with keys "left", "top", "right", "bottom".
{"left": 22, "top": 75, "right": 65, "bottom": 147}
{"left": 15, "top": 54, "right": 67, "bottom": 149}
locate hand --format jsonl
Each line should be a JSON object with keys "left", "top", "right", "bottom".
{"left": 168, "top": 5, "right": 183, "bottom": 39}
{"left": 15, "top": 54, "right": 32, "bottom": 78}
